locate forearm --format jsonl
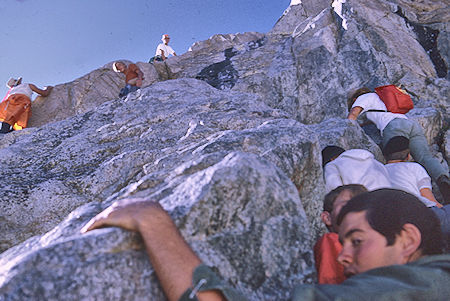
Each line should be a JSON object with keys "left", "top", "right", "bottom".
{"left": 82, "top": 199, "right": 224, "bottom": 300}
{"left": 420, "top": 188, "right": 442, "bottom": 207}
{"left": 30, "top": 84, "right": 53, "bottom": 96}
{"left": 138, "top": 214, "right": 203, "bottom": 301}
{"left": 347, "top": 107, "right": 362, "bottom": 120}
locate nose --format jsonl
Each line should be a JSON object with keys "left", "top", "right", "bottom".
{"left": 337, "top": 246, "right": 352, "bottom": 267}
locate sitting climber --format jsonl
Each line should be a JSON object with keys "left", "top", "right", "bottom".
{"left": 347, "top": 87, "right": 450, "bottom": 202}
{"left": 0, "top": 77, "right": 53, "bottom": 133}
{"left": 82, "top": 189, "right": 449, "bottom": 300}
{"left": 149, "top": 34, "right": 177, "bottom": 63}
{"left": 383, "top": 136, "right": 449, "bottom": 248}
{"left": 314, "top": 184, "right": 367, "bottom": 284}
{"left": 321, "top": 145, "right": 391, "bottom": 193}
{"left": 112, "top": 61, "right": 144, "bottom": 97}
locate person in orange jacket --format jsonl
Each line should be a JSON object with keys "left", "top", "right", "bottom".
{"left": 0, "top": 77, "right": 53, "bottom": 133}
{"left": 313, "top": 184, "right": 367, "bottom": 284}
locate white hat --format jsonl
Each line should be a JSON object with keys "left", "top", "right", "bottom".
{"left": 161, "top": 34, "right": 170, "bottom": 41}
{"left": 6, "top": 77, "right": 21, "bottom": 88}
{"left": 112, "top": 62, "right": 122, "bottom": 72}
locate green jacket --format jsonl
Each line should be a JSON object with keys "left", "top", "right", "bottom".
{"left": 180, "top": 254, "right": 450, "bottom": 301}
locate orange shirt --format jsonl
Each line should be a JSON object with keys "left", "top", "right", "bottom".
{"left": 313, "top": 232, "right": 346, "bottom": 284}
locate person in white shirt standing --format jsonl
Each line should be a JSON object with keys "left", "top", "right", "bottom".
{"left": 150, "top": 34, "right": 177, "bottom": 63}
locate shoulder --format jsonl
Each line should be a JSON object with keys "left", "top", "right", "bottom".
{"left": 292, "top": 254, "right": 450, "bottom": 300}
{"left": 129, "top": 63, "right": 139, "bottom": 71}
{"left": 352, "top": 92, "right": 381, "bottom": 108}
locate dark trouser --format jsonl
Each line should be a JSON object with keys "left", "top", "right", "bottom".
{"left": 119, "top": 85, "right": 139, "bottom": 98}
{"left": 0, "top": 122, "right": 13, "bottom": 133}
{"left": 149, "top": 55, "right": 164, "bottom": 63}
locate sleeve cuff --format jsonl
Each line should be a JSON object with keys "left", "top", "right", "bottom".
{"left": 178, "top": 264, "right": 248, "bottom": 301}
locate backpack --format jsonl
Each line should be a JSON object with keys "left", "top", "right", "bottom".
{"left": 374, "top": 85, "right": 414, "bottom": 114}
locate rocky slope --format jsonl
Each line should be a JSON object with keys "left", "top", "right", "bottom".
{"left": 0, "top": 0, "right": 449, "bottom": 300}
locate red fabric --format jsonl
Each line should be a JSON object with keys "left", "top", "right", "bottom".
{"left": 374, "top": 85, "right": 414, "bottom": 114}
{"left": 0, "top": 94, "right": 31, "bottom": 130}
{"left": 313, "top": 232, "right": 346, "bottom": 284}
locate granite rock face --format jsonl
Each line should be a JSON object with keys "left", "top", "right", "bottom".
{"left": 0, "top": 0, "right": 449, "bottom": 300}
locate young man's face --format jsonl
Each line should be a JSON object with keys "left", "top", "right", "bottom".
{"left": 337, "top": 211, "right": 405, "bottom": 277}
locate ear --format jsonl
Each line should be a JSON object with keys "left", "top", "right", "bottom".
{"left": 407, "top": 153, "right": 412, "bottom": 161}
{"left": 398, "top": 223, "right": 422, "bottom": 262}
{"left": 320, "top": 211, "right": 332, "bottom": 227}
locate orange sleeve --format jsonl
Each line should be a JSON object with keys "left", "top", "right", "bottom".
{"left": 313, "top": 233, "right": 346, "bottom": 284}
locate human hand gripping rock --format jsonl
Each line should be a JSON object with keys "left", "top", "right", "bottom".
{"left": 81, "top": 199, "right": 222, "bottom": 301}
{"left": 81, "top": 198, "right": 168, "bottom": 234}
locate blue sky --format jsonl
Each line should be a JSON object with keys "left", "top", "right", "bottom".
{"left": 0, "top": 0, "right": 290, "bottom": 98}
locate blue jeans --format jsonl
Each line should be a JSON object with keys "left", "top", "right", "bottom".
{"left": 430, "top": 205, "right": 450, "bottom": 251}
{"left": 119, "top": 84, "right": 138, "bottom": 97}
{"left": 382, "top": 118, "right": 448, "bottom": 180}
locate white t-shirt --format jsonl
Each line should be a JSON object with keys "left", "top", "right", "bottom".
{"left": 155, "top": 43, "right": 175, "bottom": 57}
{"left": 9, "top": 83, "right": 33, "bottom": 98}
{"left": 352, "top": 93, "right": 407, "bottom": 132}
{"left": 324, "top": 149, "right": 392, "bottom": 193}
{"left": 385, "top": 162, "right": 436, "bottom": 207}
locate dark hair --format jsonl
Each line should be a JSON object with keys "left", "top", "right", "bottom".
{"left": 323, "top": 184, "right": 368, "bottom": 213}
{"left": 322, "top": 146, "right": 345, "bottom": 168}
{"left": 337, "top": 189, "right": 443, "bottom": 255}
{"left": 383, "top": 136, "right": 410, "bottom": 161}
{"left": 347, "top": 87, "right": 372, "bottom": 111}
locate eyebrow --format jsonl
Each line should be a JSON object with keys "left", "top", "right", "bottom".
{"left": 339, "top": 228, "right": 364, "bottom": 244}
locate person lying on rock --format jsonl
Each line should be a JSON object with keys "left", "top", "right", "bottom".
{"left": 321, "top": 145, "right": 391, "bottom": 193}
{"left": 314, "top": 184, "right": 367, "bottom": 284}
{"left": 82, "top": 189, "right": 450, "bottom": 301}
{"left": 0, "top": 77, "right": 53, "bottom": 133}
{"left": 113, "top": 61, "right": 144, "bottom": 97}
{"left": 383, "top": 136, "right": 450, "bottom": 250}
{"left": 347, "top": 87, "right": 450, "bottom": 203}
{"left": 149, "top": 34, "right": 177, "bottom": 63}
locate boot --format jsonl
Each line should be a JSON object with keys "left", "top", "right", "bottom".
{"left": 437, "top": 175, "right": 450, "bottom": 204}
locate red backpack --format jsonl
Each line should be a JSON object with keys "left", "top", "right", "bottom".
{"left": 374, "top": 85, "right": 414, "bottom": 114}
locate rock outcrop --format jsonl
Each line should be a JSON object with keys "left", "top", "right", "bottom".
{"left": 0, "top": 0, "right": 449, "bottom": 300}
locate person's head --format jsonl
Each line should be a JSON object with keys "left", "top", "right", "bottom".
{"left": 321, "top": 184, "right": 368, "bottom": 232}
{"left": 321, "top": 146, "right": 345, "bottom": 168}
{"left": 161, "top": 34, "right": 170, "bottom": 44}
{"left": 6, "top": 77, "right": 22, "bottom": 88}
{"left": 113, "top": 61, "right": 126, "bottom": 73}
{"left": 347, "top": 87, "right": 371, "bottom": 111}
{"left": 336, "top": 189, "right": 443, "bottom": 277}
{"left": 383, "top": 136, "right": 410, "bottom": 162}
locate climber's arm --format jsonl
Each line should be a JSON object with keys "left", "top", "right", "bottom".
{"left": 29, "top": 84, "right": 53, "bottom": 97}
{"left": 347, "top": 106, "right": 363, "bottom": 120}
{"left": 81, "top": 199, "right": 225, "bottom": 301}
